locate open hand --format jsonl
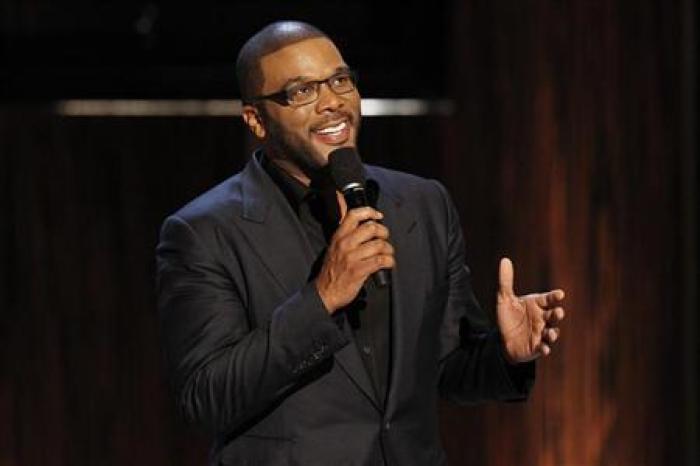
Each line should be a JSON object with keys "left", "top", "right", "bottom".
{"left": 496, "top": 257, "right": 566, "bottom": 363}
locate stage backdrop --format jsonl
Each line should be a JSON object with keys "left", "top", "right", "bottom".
{"left": 0, "top": 1, "right": 695, "bottom": 465}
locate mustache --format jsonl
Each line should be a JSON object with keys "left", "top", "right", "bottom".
{"left": 310, "top": 110, "right": 356, "bottom": 130}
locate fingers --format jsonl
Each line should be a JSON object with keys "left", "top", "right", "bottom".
{"left": 541, "top": 306, "right": 562, "bottom": 355}
{"left": 335, "top": 207, "right": 384, "bottom": 238}
{"left": 316, "top": 207, "right": 394, "bottom": 313}
{"left": 535, "top": 325, "right": 560, "bottom": 359}
{"left": 332, "top": 208, "right": 392, "bottom": 261}
{"left": 498, "top": 257, "right": 515, "bottom": 297}
{"left": 550, "top": 305, "right": 565, "bottom": 321}
{"left": 542, "top": 327, "right": 560, "bottom": 344}
{"left": 353, "top": 251, "right": 396, "bottom": 276}
{"left": 340, "top": 220, "right": 390, "bottom": 249}
{"left": 349, "top": 238, "right": 394, "bottom": 262}
{"left": 535, "top": 289, "right": 565, "bottom": 308}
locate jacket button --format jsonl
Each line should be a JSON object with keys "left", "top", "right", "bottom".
{"left": 384, "top": 422, "right": 391, "bottom": 431}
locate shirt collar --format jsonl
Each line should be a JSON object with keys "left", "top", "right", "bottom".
{"left": 260, "top": 150, "right": 381, "bottom": 213}
{"left": 260, "top": 152, "right": 312, "bottom": 214}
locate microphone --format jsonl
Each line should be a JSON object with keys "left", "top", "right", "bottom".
{"left": 328, "top": 147, "right": 391, "bottom": 287}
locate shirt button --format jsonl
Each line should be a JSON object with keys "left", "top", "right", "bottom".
{"left": 362, "top": 346, "right": 372, "bottom": 355}
{"left": 384, "top": 422, "right": 391, "bottom": 430}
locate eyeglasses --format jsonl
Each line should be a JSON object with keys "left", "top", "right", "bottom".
{"left": 247, "top": 69, "right": 358, "bottom": 107}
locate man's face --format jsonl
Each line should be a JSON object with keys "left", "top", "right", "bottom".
{"left": 250, "top": 37, "right": 361, "bottom": 174}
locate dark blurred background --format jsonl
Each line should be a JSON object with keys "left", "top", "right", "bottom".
{"left": 0, "top": 1, "right": 696, "bottom": 465}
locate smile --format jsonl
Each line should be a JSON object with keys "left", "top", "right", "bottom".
{"left": 314, "top": 121, "right": 347, "bottom": 136}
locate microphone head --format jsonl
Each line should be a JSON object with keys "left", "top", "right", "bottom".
{"left": 328, "top": 147, "right": 365, "bottom": 191}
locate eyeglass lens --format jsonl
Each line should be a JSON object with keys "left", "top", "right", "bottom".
{"left": 287, "top": 72, "right": 355, "bottom": 106}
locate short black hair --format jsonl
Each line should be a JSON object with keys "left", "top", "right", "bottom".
{"left": 236, "top": 21, "right": 328, "bottom": 101}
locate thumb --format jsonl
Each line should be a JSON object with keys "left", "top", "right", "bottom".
{"left": 498, "top": 257, "right": 515, "bottom": 297}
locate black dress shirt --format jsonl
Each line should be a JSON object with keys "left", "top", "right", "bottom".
{"left": 261, "top": 154, "right": 392, "bottom": 407}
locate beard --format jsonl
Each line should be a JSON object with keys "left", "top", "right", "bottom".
{"left": 262, "top": 109, "right": 361, "bottom": 181}
{"left": 265, "top": 118, "right": 324, "bottom": 178}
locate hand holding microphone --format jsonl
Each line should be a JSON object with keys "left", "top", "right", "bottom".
{"left": 314, "top": 148, "right": 395, "bottom": 314}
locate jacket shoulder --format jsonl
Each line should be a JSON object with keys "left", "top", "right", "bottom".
{"left": 365, "top": 164, "right": 448, "bottom": 205}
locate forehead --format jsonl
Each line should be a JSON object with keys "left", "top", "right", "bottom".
{"left": 258, "top": 37, "right": 347, "bottom": 92}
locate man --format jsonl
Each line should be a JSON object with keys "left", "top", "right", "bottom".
{"left": 156, "top": 21, "right": 565, "bottom": 466}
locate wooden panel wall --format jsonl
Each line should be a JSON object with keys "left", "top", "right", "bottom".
{"left": 439, "top": 1, "right": 691, "bottom": 465}
{"left": 0, "top": 114, "right": 247, "bottom": 466}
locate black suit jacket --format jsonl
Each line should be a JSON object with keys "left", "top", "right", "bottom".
{"left": 156, "top": 153, "right": 533, "bottom": 466}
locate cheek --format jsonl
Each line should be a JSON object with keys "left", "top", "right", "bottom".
{"left": 277, "top": 105, "right": 309, "bottom": 125}
{"left": 265, "top": 114, "right": 314, "bottom": 152}
{"left": 282, "top": 122, "right": 311, "bottom": 146}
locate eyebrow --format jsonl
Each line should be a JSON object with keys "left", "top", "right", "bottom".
{"left": 281, "top": 66, "right": 351, "bottom": 88}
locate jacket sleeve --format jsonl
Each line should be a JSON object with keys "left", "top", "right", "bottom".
{"left": 155, "top": 214, "right": 349, "bottom": 437}
{"left": 432, "top": 181, "right": 535, "bottom": 404}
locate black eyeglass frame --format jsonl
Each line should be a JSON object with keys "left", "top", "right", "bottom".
{"left": 244, "top": 69, "right": 359, "bottom": 107}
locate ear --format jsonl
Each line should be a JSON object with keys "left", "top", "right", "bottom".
{"left": 241, "top": 104, "right": 266, "bottom": 139}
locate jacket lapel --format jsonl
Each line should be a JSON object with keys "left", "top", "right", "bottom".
{"left": 236, "top": 155, "right": 315, "bottom": 296}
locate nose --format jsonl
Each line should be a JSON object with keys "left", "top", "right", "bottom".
{"left": 314, "top": 82, "right": 343, "bottom": 113}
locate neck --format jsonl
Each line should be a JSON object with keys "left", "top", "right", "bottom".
{"left": 270, "top": 158, "right": 311, "bottom": 186}
{"left": 268, "top": 156, "right": 349, "bottom": 219}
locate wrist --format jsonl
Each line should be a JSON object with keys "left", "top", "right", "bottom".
{"left": 315, "top": 280, "right": 338, "bottom": 314}
{"left": 499, "top": 334, "right": 520, "bottom": 366}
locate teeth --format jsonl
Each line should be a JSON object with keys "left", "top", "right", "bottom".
{"left": 316, "top": 121, "right": 346, "bottom": 135}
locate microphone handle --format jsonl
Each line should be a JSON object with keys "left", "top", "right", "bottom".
{"left": 342, "top": 186, "right": 391, "bottom": 288}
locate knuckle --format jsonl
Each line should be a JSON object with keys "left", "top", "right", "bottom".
{"left": 346, "top": 209, "right": 362, "bottom": 221}
{"left": 380, "top": 255, "right": 394, "bottom": 267}
{"left": 357, "top": 206, "right": 372, "bottom": 217}
{"left": 370, "top": 222, "right": 379, "bottom": 233}
{"left": 337, "top": 236, "right": 351, "bottom": 251}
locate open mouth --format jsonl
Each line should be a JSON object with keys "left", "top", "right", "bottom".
{"left": 316, "top": 121, "right": 347, "bottom": 135}
{"left": 312, "top": 119, "right": 351, "bottom": 145}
